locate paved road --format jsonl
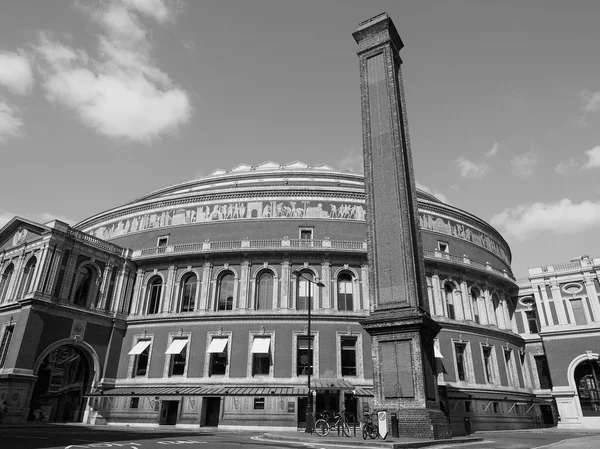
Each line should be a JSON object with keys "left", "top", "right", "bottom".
{"left": 1, "top": 426, "right": 599, "bottom": 449}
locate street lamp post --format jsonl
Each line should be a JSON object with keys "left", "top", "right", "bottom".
{"left": 292, "top": 270, "right": 325, "bottom": 434}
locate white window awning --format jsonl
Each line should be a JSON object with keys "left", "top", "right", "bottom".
{"left": 251, "top": 338, "right": 271, "bottom": 354}
{"left": 207, "top": 338, "right": 228, "bottom": 353}
{"left": 128, "top": 340, "right": 151, "bottom": 355}
{"left": 434, "top": 346, "right": 444, "bottom": 359}
{"left": 165, "top": 339, "right": 188, "bottom": 355}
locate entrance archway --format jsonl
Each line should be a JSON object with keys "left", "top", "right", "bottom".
{"left": 29, "top": 345, "right": 92, "bottom": 422}
{"left": 575, "top": 360, "right": 600, "bottom": 417}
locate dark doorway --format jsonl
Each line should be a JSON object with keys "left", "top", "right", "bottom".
{"left": 29, "top": 346, "right": 90, "bottom": 422}
{"left": 297, "top": 397, "right": 307, "bottom": 429}
{"left": 159, "top": 401, "right": 179, "bottom": 425}
{"left": 575, "top": 360, "right": 600, "bottom": 416}
{"left": 204, "top": 397, "right": 220, "bottom": 427}
{"left": 540, "top": 405, "right": 555, "bottom": 425}
{"left": 344, "top": 394, "right": 358, "bottom": 423}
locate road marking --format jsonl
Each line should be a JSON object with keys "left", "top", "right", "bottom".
{"left": 531, "top": 439, "right": 568, "bottom": 449}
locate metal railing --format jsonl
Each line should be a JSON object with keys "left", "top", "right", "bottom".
{"left": 423, "top": 249, "right": 515, "bottom": 281}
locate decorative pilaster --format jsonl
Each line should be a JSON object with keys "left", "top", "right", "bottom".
{"left": 321, "top": 261, "right": 331, "bottom": 309}
{"left": 199, "top": 262, "right": 212, "bottom": 310}
{"left": 6, "top": 248, "right": 27, "bottom": 300}
{"left": 31, "top": 244, "right": 50, "bottom": 295}
{"left": 130, "top": 269, "right": 145, "bottom": 315}
{"left": 360, "top": 264, "right": 370, "bottom": 311}
{"left": 583, "top": 278, "right": 600, "bottom": 322}
{"left": 163, "top": 265, "right": 176, "bottom": 313}
{"left": 59, "top": 248, "right": 80, "bottom": 302}
{"left": 484, "top": 286, "right": 496, "bottom": 326}
{"left": 238, "top": 260, "right": 250, "bottom": 309}
{"left": 532, "top": 284, "right": 549, "bottom": 327}
{"left": 44, "top": 248, "right": 63, "bottom": 297}
{"left": 97, "top": 263, "right": 114, "bottom": 310}
{"left": 431, "top": 275, "right": 443, "bottom": 317}
{"left": 280, "top": 260, "right": 291, "bottom": 309}
{"left": 549, "top": 282, "right": 569, "bottom": 325}
{"left": 460, "top": 280, "right": 471, "bottom": 320}
{"left": 111, "top": 265, "right": 129, "bottom": 313}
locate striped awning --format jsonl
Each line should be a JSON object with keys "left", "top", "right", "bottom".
{"left": 87, "top": 386, "right": 309, "bottom": 397}
{"left": 352, "top": 387, "right": 375, "bottom": 397}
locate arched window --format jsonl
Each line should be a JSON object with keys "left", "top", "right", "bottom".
{"left": 338, "top": 273, "right": 353, "bottom": 311}
{"left": 217, "top": 273, "right": 234, "bottom": 311}
{"left": 180, "top": 273, "right": 197, "bottom": 313}
{"left": 445, "top": 283, "right": 456, "bottom": 319}
{"left": 73, "top": 266, "right": 94, "bottom": 306}
{"left": 470, "top": 287, "right": 480, "bottom": 324}
{"left": 146, "top": 276, "right": 163, "bottom": 315}
{"left": 493, "top": 294, "right": 505, "bottom": 328}
{"left": 18, "top": 257, "right": 37, "bottom": 298}
{"left": 575, "top": 360, "right": 600, "bottom": 416}
{"left": 0, "top": 264, "right": 15, "bottom": 303}
{"left": 256, "top": 271, "right": 274, "bottom": 310}
{"left": 296, "top": 271, "right": 313, "bottom": 311}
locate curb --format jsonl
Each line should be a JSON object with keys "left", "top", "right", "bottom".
{"left": 262, "top": 433, "right": 484, "bottom": 448}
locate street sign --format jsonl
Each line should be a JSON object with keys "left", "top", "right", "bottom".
{"left": 378, "top": 411, "right": 388, "bottom": 439}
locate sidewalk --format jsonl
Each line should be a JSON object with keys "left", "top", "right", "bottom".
{"left": 262, "top": 430, "right": 483, "bottom": 448}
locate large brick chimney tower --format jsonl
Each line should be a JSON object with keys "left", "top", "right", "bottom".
{"left": 353, "top": 13, "right": 451, "bottom": 439}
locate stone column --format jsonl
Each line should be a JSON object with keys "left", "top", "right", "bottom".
{"left": 44, "top": 248, "right": 63, "bottom": 297}
{"left": 532, "top": 284, "right": 550, "bottom": 327}
{"left": 97, "top": 263, "right": 114, "bottom": 310}
{"left": 59, "top": 248, "right": 80, "bottom": 302}
{"left": 484, "top": 286, "right": 496, "bottom": 326}
{"left": 353, "top": 13, "right": 450, "bottom": 439}
{"left": 111, "top": 265, "right": 129, "bottom": 313}
{"left": 7, "top": 249, "right": 27, "bottom": 300}
{"left": 31, "top": 244, "right": 50, "bottom": 295}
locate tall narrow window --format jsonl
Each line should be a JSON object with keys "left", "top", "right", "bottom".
{"left": 256, "top": 271, "right": 274, "bottom": 310}
{"left": 0, "top": 325, "right": 14, "bottom": 368}
{"left": 297, "top": 336, "right": 313, "bottom": 375}
{"left": 18, "top": 257, "right": 37, "bottom": 298}
{"left": 73, "top": 266, "right": 94, "bottom": 306}
{"left": 338, "top": 273, "right": 353, "bottom": 311}
{"left": 207, "top": 337, "right": 228, "bottom": 375}
{"left": 570, "top": 299, "right": 587, "bottom": 326}
{"left": 534, "top": 355, "right": 553, "bottom": 389}
{"left": 217, "top": 273, "right": 234, "bottom": 311}
{"left": 296, "top": 272, "right": 314, "bottom": 311}
{"left": 341, "top": 337, "right": 357, "bottom": 376}
{"left": 470, "top": 288, "right": 480, "bottom": 324}
{"left": 482, "top": 346, "right": 493, "bottom": 383}
{"left": 251, "top": 337, "right": 271, "bottom": 376}
{"left": 504, "top": 349, "right": 515, "bottom": 386}
{"left": 166, "top": 338, "right": 188, "bottom": 377}
{"left": 0, "top": 264, "right": 14, "bottom": 303}
{"left": 455, "top": 343, "right": 466, "bottom": 381}
{"left": 525, "top": 310, "right": 539, "bottom": 333}
{"left": 180, "top": 274, "right": 197, "bottom": 312}
{"left": 128, "top": 340, "right": 151, "bottom": 377}
{"left": 445, "top": 284, "right": 456, "bottom": 319}
{"left": 146, "top": 277, "right": 163, "bottom": 315}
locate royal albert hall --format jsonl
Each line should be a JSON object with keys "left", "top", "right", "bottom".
{"left": 0, "top": 161, "right": 554, "bottom": 433}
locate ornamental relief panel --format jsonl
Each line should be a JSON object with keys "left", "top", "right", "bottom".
{"left": 86, "top": 200, "right": 366, "bottom": 240}
{"left": 419, "top": 213, "right": 510, "bottom": 265}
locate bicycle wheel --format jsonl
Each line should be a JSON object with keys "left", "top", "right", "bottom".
{"left": 368, "top": 423, "right": 379, "bottom": 439}
{"left": 341, "top": 420, "right": 351, "bottom": 437}
{"left": 314, "top": 419, "right": 330, "bottom": 436}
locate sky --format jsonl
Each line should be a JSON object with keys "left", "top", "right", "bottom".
{"left": 1, "top": 0, "right": 600, "bottom": 279}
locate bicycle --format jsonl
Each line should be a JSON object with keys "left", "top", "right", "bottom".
{"left": 362, "top": 411, "right": 379, "bottom": 440}
{"left": 314, "top": 409, "right": 350, "bottom": 437}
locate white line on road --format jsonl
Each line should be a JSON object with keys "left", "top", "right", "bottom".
{"left": 531, "top": 439, "right": 568, "bottom": 449}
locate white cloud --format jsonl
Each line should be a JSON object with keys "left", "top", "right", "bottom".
{"left": 415, "top": 181, "right": 449, "bottom": 204}
{"left": 581, "top": 90, "right": 600, "bottom": 113}
{"left": 582, "top": 145, "right": 600, "bottom": 169}
{"left": 338, "top": 148, "right": 364, "bottom": 173}
{"left": 0, "top": 51, "right": 33, "bottom": 95}
{"left": 0, "top": 100, "right": 23, "bottom": 143}
{"left": 455, "top": 157, "right": 491, "bottom": 179}
{"left": 555, "top": 158, "right": 579, "bottom": 175}
{"left": 35, "top": 0, "right": 191, "bottom": 143}
{"left": 510, "top": 151, "right": 538, "bottom": 178}
{"left": 491, "top": 199, "right": 600, "bottom": 240}
{"left": 0, "top": 210, "right": 75, "bottom": 229}
{"left": 485, "top": 142, "right": 501, "bottom": 158}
